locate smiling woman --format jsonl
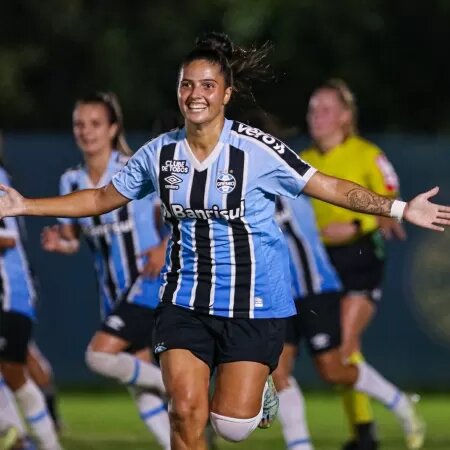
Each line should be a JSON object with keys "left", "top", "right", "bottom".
{"left": 0, "top": 32, "right": 449, "bottom": 450}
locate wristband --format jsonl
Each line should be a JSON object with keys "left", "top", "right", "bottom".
{"left": 390, "top": 200, "right": 407, "bottom": 222}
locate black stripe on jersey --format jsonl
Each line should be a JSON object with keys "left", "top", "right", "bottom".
{"left": 191, "top": 169, "right": 212, "bottom": 310}
{"left": 0, "top": 219, "right": 6, "bottom": 229}
{"left": 92, "top": 215, "right": 118, "bottom": 303}
{"left": 118, "top": 205, "right": 139, "bottom": 285}
{"left": 231, "top": 121, "right": 311, "bottom": 177}
{"left": 228, "top": 146, "right": 252, "bottom": 317}
{"left": 158, "top": 143, "right": 181, "bottom": 303}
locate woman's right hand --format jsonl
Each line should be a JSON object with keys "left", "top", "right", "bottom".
{"left": 0, "top": 184, "right": 26, "bottom": 218}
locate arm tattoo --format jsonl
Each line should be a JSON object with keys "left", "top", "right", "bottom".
{"left": 346, "top": 188, "right": 393, "bottom": 215}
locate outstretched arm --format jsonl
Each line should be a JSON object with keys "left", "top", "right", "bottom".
{"left": 304, "top": 172, "right": 450, "bottom": 231}
{"left": 0, "top": 182, "right": 129, "bottom": 219}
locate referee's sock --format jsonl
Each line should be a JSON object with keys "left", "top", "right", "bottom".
{"left": 85, "top": 350, "right": 165, "bottom": 394}
{"left": 128, "top": 386, "right": 171, "bottom": 450}
{"left": 0, "top": 377, "right": 26, "bottom": 437}
{"left": 14, "top": 379, "right": 61, "bottom": 450}
{"left": 278, "top": 377, "right": 313, "bottom": 450}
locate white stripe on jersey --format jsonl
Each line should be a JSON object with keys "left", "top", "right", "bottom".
{"left": 230, "top": 130, "right": 317, "bottom": 187}
{"left": 0, "top": 256, "right": 11, "bottom": 311}
{"left": 15, "top": 241, "right": 36, "bottom": 307}
{"left": 286, "top": 234, "right": 307, "bottom": 297}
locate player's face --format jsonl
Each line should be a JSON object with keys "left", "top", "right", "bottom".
{"left": 72, "top": 103, "right": 118, "bottom": 155}
{"left": 177, "top": 59, "right": 232, "bottom": 126}
{"left": 307, "top": 89, "right": 350, "bottom": 142}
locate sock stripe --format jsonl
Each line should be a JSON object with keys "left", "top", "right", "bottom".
{"left": 127, "top": 358, "right": 141, "bottom": 386}
{"left": 387, "top": 390, "right": 402, "bottom": 410}
{"left": 140, "top": 404, "right": 166, "bottom": 421}
{"left": 288, "top": 438, "right": 311, "bottom": 447}
{"left": 26, "top": 409, "right": 49, "bottom": 424}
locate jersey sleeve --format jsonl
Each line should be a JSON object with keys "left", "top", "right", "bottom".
{"left": 260, "top": 149, "right": 317, "bottom": 198}
{"left": 58, "top": 173, "right": 77, "bottom": 225}
{"left": 112, "top": 145, "right": 155, "bottom": 200}
{"left": 367, "top": 149, "right": 400, "bottom": 197}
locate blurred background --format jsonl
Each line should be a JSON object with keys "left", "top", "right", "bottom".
{"left": 1, "top": 1, "right": 450, "bottom": 448}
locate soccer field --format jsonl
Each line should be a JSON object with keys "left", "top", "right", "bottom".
{"left": 59, "top": 391, "right": 450, "bottom": 449}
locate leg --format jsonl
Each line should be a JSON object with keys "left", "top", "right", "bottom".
{"left": 210, "top": 361, "right": 268, "bottom": 442}
{"left": 128, "top": 348, "right": 170, "bottom": 450}
{"left": 160, "top": 349, "right": 210, "bottom": 450}
{"left": 273, "top": 344, "right": 313, "bottom": 450}
{"left": 27, "top": 342, "right": 62, "bottom": 431}
{"left": 85, "top": 308, "right": 165, "bottom": 392}
{"left": 340, "top": 293, "right": 378, "bottom": 449}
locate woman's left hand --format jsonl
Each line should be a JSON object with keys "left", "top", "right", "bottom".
{"left": 140, "top": 239, "right": 168, "bottom": 279}
{"left": 404, "top": 186, "right": 450, "bottom": 231}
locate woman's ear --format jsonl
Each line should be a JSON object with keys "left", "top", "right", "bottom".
{"left": 223, "top": 86, "right": 233, "bottom": 106}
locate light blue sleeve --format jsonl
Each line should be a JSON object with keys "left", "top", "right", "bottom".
{"left": 112, "top": 145, "right": 155, "bottom": 200}
{"left": 0, "top": 167, "right": 10, "bottom": 186}
{"left": 58, "top": 173, "right": 77, "bottom": 225}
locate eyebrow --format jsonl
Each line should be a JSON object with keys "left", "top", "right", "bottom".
{"left": 180, "top": 78, "right": 218, "bottom": 83}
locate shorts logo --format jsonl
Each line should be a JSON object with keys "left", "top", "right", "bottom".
{"left": 216, "top": 172, "right": 236, "bottom": 194}
{"left": 164, "top": 174, "right": 183, "bottom": 190}
{"left": 154, "top": 342, "right": 167, "bottom": 354}
{"left": 105, "top": 315, "right": 125, "bottom": 331}
{"left": 310, "top": 333, "right": 330, "bottom": 350}
{"left": 161, "top": 160, "right": 189, "bottom": 174}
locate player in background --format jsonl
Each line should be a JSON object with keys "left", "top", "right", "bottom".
{"left": 0, "top": 164, "right": 61, "bottom": 450}
{"left": 300, "top": 79, "right": 412, "bottom": 450}
{"left": 0, "top": 32, "right": 449, "bottom": 450}
{"left": 40, "top": 92, "right": 170, "bottom": 449}
{"left": 273, "top": 195, "right": 425, "bottom": 450}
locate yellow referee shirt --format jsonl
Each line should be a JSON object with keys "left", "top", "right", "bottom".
{"left": 300, "top": 135, "right": 399, "bottom": 245}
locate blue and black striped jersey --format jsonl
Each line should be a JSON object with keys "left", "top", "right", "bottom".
{"left": 275, "top": 196, "right": 342, "bottom": 300}
{"left": 59, "top": 151, "right": 162, "bottom": 317}
{"left": 0, "top": 167, "right": 36, "bottom": 318}
{"left": 112, "top": 119, "right": 317, "bottom": 319}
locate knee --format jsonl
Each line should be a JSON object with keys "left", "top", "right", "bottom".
{"left": 317, "top": 361, "right": 346, "bottom": 385}
{"left": 85, "top": 349, "right": 115, "bottom": 376}
{"left": 169, "top": 395, "right": 208, "bottom": 431}
{"left": 210, "top": 411, "right": 260, "bottom": 442}
{"left": 0, "top": 363, "right": 27, "bottom": 391}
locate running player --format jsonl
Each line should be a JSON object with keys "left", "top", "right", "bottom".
{"left": 273, "top": 195, "right": 424, "bottom": 450}
{"left": 0, "top": 165, "right": 61, "bottom": 450}
{"left": 301, "top": 79, "right": 411, "bottom": 450}
{"left": 0, "top": 32, "right": 449, "bottom": 450}
{"left": 40, "top": 92, "right": 170, "bottom": 449}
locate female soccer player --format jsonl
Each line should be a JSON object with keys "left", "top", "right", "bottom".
{"left": 0, "top": 165, "right": 61, "bottom": 450}
{"left": 0, "top": 33, "right": 449, "bottom": 450}
{"left": 273, "top": 195, "right": 424, "bottom": 450}
{"left": 40, "top": 92, "right": 170, "bottom": 449}
{"left": 301, "top": 79, "right": 409, "bottom": 450}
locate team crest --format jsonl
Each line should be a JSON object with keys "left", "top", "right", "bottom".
{"left": 216, "top": 172, "right": 236, "bottom": 194}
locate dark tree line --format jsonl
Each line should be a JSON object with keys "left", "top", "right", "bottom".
{"left": 1, "top": 0, "right": 449, "bottom": 133}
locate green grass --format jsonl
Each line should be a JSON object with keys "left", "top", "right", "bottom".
{"left": 59, "top": 391, "right": 450, "bottom": 449}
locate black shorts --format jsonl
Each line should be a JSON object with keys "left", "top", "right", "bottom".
{"left": 326, "top": 231, "right": 384, "bottom": 302}
{"left": 152, "top": 303, "right": 286, "bottom": 373}
{"left": 285, "top": 292, "right": 341, "bottom": 355}
{"left": 0, "top": 310, "right": 33, "bottom": 364}
{"left": 101, "top": 301, "right": 155, "bottom": 354}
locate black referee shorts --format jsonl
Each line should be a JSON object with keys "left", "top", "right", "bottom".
{"left": 101, "top": 301, "right": 155, "bottom": 354}
{"left": 326, "top": 231, "right": 384, "bottom": 303}
{"left": 152, "top": 303, "right": 286, "bottom": 373}
{"left": 0, "top": 310, "right": 33, "bottom": 364}
{"left": 285, "top": 292, "right": 342, "bottom": 355}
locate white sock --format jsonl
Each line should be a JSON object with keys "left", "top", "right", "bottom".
{"left": 86, "top": 350, "right": 165, "bottom": 393}
{"left": 128, "top": 387, "right": 170, "bottom": 450}
{"left": 14, "top": 380, "right": 61, "bottom": 450}
{"left": 278, "top": 377, "right": 313, "bottom": 450}
{"left": 355, "top": 362, "right": 410, "bottom": 422}
{"left": 0, "top": 377, "right": 26, "bottom": 436}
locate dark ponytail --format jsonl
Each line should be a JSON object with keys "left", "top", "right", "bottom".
{"left": 75, "top": 91, "right": 132, "bottom": 155}
{"left": 181, "top": 32, "right": 272, "bottom": 99}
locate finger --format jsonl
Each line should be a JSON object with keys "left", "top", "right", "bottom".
{"left": 0, "top": 183, "right": 11, "bottom": 193}
{"left": 437, "top": 207, "right": 450, "bottom": 214}
{"left": 433, "top": 218, "right": 450, "bottom": 226}
{"left": 428, "top": 223, "right": 445, "bottom": 232}
{"left": 423, "top": 186, "right": 439, "bottom": 200}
